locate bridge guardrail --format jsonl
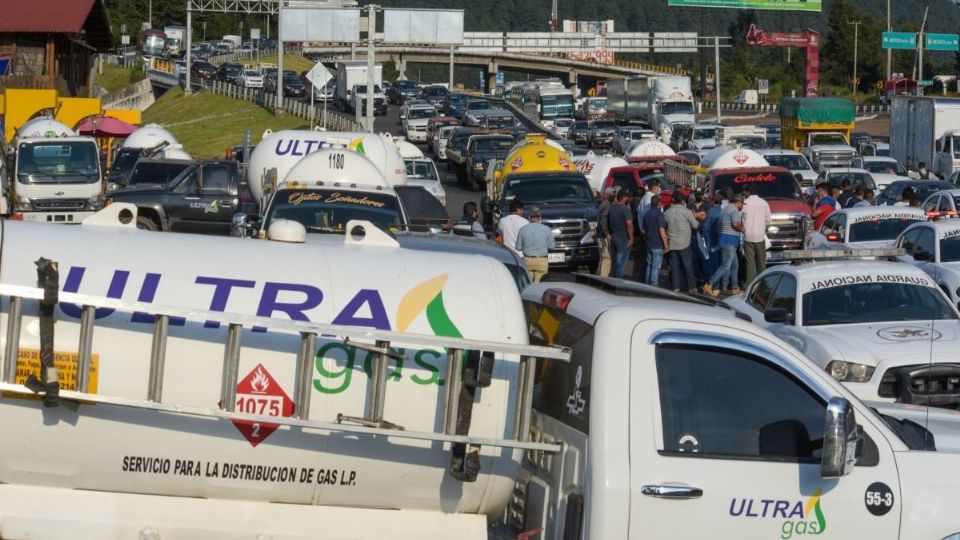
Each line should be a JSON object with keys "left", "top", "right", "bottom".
{"left": 701, "top": 101, "right": 890, "bottom": 115}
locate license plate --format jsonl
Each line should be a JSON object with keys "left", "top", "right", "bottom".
{"left": 547, "top": 253, "right": 566, "bottom": 264}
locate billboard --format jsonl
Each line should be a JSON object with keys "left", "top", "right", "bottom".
{"left": 383, "top": 9, "right": 464, "bottom": 45}
{"left": 667, "top": 0, "right": 821, "bottom": 11}
{"left": 280, "top": 8, "right": 360, "bottom": 42}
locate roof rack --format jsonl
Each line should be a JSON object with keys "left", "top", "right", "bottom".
{"left": 770, "top": 248, "right": 905, "bottom": 264}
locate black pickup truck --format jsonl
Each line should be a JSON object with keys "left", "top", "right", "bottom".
{"left": 106, "top": 159, "right": 254, "bottom": 234}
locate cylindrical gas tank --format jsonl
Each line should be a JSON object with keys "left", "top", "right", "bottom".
{"left": 121, "top": 123, "right": 179, "bottom": 148}
{"left": 626, "top": 139, "right": 675, "bottom": 159}
{"left": 247, "top": 131, "right": 407, "bottom": 204}
{"left": 14, "top": 117, "right": 74, "bottom": 144}
{"left": 284, "top": 148, "right": 387, "bottom": 187}
{"left": 0, "top": 217, "right": 527, "bottom": 517}
{"left": 701, "top": 147, "right": 769, "bottom": 171}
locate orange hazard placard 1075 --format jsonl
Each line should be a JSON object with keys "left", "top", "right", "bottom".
{"left": 14, "top": 349, "right": 99, "bottom": 393}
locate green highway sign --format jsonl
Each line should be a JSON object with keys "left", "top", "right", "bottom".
{"left": 882, "top": 32, "right": 916, "bottom": 49}
{"left": 920, "top": 80, "right": 934, "bottom": 87}
{"left": 925, "top": 33, "right": 960, "bottom": 51}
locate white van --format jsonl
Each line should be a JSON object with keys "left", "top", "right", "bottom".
{"left": 506, "top": 275, "right": 960, "bottom": 539}
{"left": 735, "top": 89, "right": 759, "bottom": 105}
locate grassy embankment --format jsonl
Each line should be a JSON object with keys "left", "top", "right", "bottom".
{"left": 141, "top": 86, "right": 309, "bottom": 158}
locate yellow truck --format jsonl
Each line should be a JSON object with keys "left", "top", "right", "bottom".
{"left": 780, "top": 97, "right": 857, "bottom": 171}
{"left": 482, "top": 134, "right": 599, "bottom": 272}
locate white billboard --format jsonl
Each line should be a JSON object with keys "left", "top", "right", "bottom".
{"left": 383, "top": 9, "right": 464, "bottom": 45}
{"left": 280, "top": 8, "right": 361, "bottom": 42}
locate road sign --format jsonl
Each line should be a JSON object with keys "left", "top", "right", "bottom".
{"left": 121, "top": 35, "right": 130, "bottom": 46}
{"left": 250, "top": 28, "right": 260, "bottom": 40}
{"left": 882, "top": 32, "right": 916, "bottom": 50}
{"left": 758, "top": 79, "right": 769, "bottom": 94}
{"left": 920, "top": 80, "right": 934, "bottom": 87}
{"left": 230, "top": 363, "right": 294, "bottom": 447}
{"left": 496, "top": 71, "right": 505, "bottom": 86}
{"left": 667, "top": 0, "right": 820, "bottom": 11}
{"left": 925, "top": 33, "right": 960, "bottom": 51}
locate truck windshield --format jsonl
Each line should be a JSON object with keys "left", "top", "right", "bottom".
{"left": 764, "top": 154, "right": 812, "bottom": 171}
{"left": 541, "top": 95, "right": 574, "bottom": 118}
{"left": 587, "top": 98, "right": 607, "bottom": 111}
{"left": 474, "top": 138, "right": 513, "bottom": 153}
{"left": 713, "top": 171, "right": 801, "bottom": 200}
{"left": 407, "top": 108, "right": 437, "bottom": 120}
{"left": 862, "top": 160, "right": 907, "bottom": 176}
{"left": 406, "top": 160, "right": 438, "bottom": 181}
{"left": 267, "top": 189, "right": 403, "bottom": 233}
{"left": 503, "top": 177, "right": 593, "bottom": 204}
{"left": 111, "top": 148, "right": 142, "bottom": 177}
{"left": 693, "top": 127, "right": 717, "bottom": 139}
{"left": 826, "top": 172, "right": 876, "bottom": 190}
{"left": 802, "top": 283, "right": 956, "bottom": 326}
{"left": 593, "top": 121, "right": 616, "bottom": 129}
{"left": 17, "top": 141, "right": 100, "bottom": 183}
{"left": 810, "top": 133, "right": 848, "bottom": 145}
{"left": 661, "top": 101, "right": 694, "bottom": 115}
{"left": 143, "top": 36, "right": 165, "bottom": 55}
{"left": 466, "top": 101, "right": 487, "bottom": 111}
{"left": 732, "top": 136, "right": 767, "bottom": 149}
{"left": 126, "top": 161, "right": 193, "bottom": 187}
{"left": 848, "top": 217, "right": 925, "bottom": 243}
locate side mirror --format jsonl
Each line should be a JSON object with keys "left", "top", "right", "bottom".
{"left": 230, "top": 212, "right": 261, "bottom": 238}
{"left": 936, "top": 140, "right": 943, "bottom": 153}
{"left": 913, "top": 250, "right": 931, "bottom": 262}
{"left": 764, "top": 307, "right": 793, "bottom": 324}
{"left": 821, "top": 397, "right": 862, "bottom": 479}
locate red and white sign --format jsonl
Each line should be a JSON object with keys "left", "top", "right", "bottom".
{"left": 230, "top": 363, "right": 295, "bottom": 447}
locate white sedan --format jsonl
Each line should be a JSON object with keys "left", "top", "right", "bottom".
{"left": 851, "top": 156, "right": 909, "bottom": 190}
{"left": 726, "top": 254, "right": 960, "bottom": 409}
{"left": 805, "top": 206, "right": 927, "bottom": 250}
{"left": 239, "top": 69, "right": 264, "bottom": 88}
{"left": 896, "top": 219, "right": 960, "bottom": 311}
{"left": 404, "top": 158, "right": 446, "bottom": 206}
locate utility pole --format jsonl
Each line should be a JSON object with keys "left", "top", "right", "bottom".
{"left": 848, "top": 20, "right": 861, "bottom": 95}
{"left": 276, "top": 0, "right": 284, "bottom": 116}
{"left": 917, "top": 6, "right": 929, "bottom": 96}
{"left": 365, "top": 3, "right": 377, "bottom": 132}
{"left": 715, "top": 36, "right": 721, "bottom": 124}
{"left": 886, "top": 0, "right": 891, "bottom": 82}
{"left": 149, "top": 0, "right": 153, "bottom": 28}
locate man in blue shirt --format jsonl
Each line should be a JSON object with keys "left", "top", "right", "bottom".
{"left": 516, "top": 206, "right": 556, "bottom": 283}
{"left": 641, "top": 194, "right": 668, "bottom": 286}
{"left": 608, "top": 191, "right": 635, "bottom": 278}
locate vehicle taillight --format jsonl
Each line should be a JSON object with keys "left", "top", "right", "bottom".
{"left": 9, "top": 213, "right": 23, "bottom": 221}
{"left": 542, "top": 288, "right": 574, "bottom": 311}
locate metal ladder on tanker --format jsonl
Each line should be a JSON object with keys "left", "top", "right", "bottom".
{"left": 0, "top": 261, "right": 570, "bottom": 482}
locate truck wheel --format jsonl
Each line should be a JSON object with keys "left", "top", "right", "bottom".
{"left": 136, "top": 216, "right": 159, "bottom": 231}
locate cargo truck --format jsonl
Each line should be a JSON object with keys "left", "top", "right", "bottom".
{"left": 3, "top": 117, "right": 103, "bottom": 223}
{"left": 780, "top": 97, "right": 857, "bottom": 171}
{"left": 889, "top": 95, "right": 960, "bottom": 179}
{"left": 163, "top": 25, "right": 186, "bottom": 56}
{"left": 335, "top": 61, "right": 386, "bottom": 115}
{"left": 606, "top": 76, "right": 695, "bottom": 143}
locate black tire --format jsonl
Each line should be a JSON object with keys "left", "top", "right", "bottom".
{"left": 136, "top": 216, "right": 159, "bottom": 231}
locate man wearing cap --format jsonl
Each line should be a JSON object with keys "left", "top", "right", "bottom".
{"left": 515, "top": 207, "right": 556, "bottom": 283}
{"left": 664, "top": 191, "right": 699, "bottom": 292}
{"left": 497, "top": 198, "right": 529, "bottom": 260}
{"left": 595, "top": 187, "right": 617, "bottom": 277}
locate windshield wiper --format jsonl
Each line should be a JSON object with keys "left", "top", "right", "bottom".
{"left": 305, "top": 226, "right": 344, "bottom": 234}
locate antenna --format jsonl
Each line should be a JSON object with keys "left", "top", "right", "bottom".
{"left": 550, "top": 0, "right": 559, "bottom": 32}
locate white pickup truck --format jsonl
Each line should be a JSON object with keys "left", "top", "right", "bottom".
{"left": 505, "top": 274, "right": 960, "bottom": 539}
{"left": 804, "top": 131, "right": 857, "bottom": 171}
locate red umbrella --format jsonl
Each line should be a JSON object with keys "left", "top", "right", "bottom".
{"left": 77, "top": 116, "right": 137, "bottom": 138}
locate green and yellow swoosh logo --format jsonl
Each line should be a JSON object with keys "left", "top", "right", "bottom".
{"left": 804, "top": 489, "right": 827, "bottom": 533}
{"left": 396, "top": 274, "right": 462, "bottom": 338}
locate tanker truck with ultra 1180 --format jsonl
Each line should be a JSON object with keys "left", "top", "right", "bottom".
{"left": 0, "top": 203, "right": 569, "bottom": 539}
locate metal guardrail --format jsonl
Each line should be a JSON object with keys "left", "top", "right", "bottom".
{"left": 205, "top": 80, "right": 362, "bottom": 131}
{"left": 702, "top": 101, "right": 890, "bottom": 115}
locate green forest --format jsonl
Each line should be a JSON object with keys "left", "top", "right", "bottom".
{"left": 103, "top": 0, "right": 960, "bottom": 99}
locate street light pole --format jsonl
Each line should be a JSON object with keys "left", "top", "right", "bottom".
{"left": 886, "top": 0, "right": 891, "bottom": 82}
{"left": 848, "top": 20, "right": 861, "bottom": 96}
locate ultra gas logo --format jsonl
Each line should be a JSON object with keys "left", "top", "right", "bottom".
{"left": 312, "top": 274, "right": 462, "bottom": 394}
{"left": 729, "top": 489, "right": 826, "bottom": 539}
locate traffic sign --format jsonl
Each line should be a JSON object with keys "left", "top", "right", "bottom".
{"left": 230, "top": 363, "right": 295, "bottom": 447}
{"left": 920, "top": 80, "right": 934, "bottom": 87}
{"left": 925, "top": 33, "right": 960, "bottom": 51}
{"left": 758, "top": 79, "right": 769, "bottom": 94}
{"left": 882, "top": 32, "right": 916, "bottom": 50}
{"left": 496, "top": 71, "right": 505, "bottom": 86}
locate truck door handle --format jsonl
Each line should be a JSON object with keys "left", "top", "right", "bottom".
{"left": 641, "top": 484, "right": 703, "bottom": 499}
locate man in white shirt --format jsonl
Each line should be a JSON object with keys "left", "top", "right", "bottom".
{"left": 740, "top": 185, "right": 771, "bottom": 285}
{"left": 497, "top": 198, "right": 529, "bottom": 259}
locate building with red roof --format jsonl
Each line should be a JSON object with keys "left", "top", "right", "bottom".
{"left": 0, "top": 0, "right": 113, "bottom": 96}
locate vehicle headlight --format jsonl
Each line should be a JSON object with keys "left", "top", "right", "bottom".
{"left": 811, "top": 150, "right": 820, "bottom": 159}
{"left": 660, "top": 123, "right": 671, "bottom": 134}
{"left": 827, "top": 360, "right": 875, "bottom": 383}
{"left": 588, "top": 221, "right": 598, "bottom": 230}
{"left": 14, "top": 195, "right": 31, "bottom": 212}
{"left": 106, "top": 182, "right": 119, "bottom": 193}
{"left": 474, "top": 162, "right": 486, "bottom": 170}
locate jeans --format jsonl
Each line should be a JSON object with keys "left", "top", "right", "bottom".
{"left": 744, "top": 240, "right": 767, "bottom": 285}
{"left": 646, "top": 247, "right": 664, "bottom": 285}
{"left": 709, "top": 244, "right": 740, "bottom": 290}
{"left": 669, "top": 247, "right": 696, "bottom": 291}
{"left": 633, "top": 238, "right": 648, "bottom": 281}
{"left": 612, "top": 241, "right": 630, "bottom": 278}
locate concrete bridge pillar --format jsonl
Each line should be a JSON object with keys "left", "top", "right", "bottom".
{"left": 397, "top": 56, "right": 407, "bottom": 79}
{"left": 567, "top": 70, "right": 579, "bottom": 90}
{"left": 486, "top": 61, "right": 498, "bottom": 94}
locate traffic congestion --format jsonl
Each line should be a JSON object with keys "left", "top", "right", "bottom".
{"left": 8, "top": 1, "right": 960, "bottom": 538}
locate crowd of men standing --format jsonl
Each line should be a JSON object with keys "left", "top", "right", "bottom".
{"left": 595, "top": 182, "right": 772, "bottom": 297}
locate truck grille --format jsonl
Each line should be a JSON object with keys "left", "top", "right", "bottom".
{"left": 32, "top": 198, "right": 87, "bottom": 211}
{"left": 766, "top": 214, "right": 804, "bottom": 248}
{"left": 878, "top": 364, "right": 960, "bottom": 407}
{"left": 817, "top": 150, "right": 855, "bottom": 162}
{"left": 545, "top": 219, "right": 586, "bottom": 248}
